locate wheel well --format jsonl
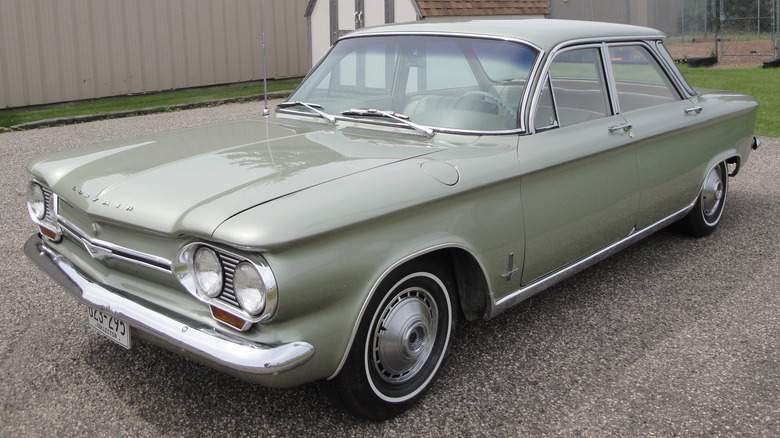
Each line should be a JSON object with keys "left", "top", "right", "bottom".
{"left": 726, "top": 155, "right": 741, "bottom": 177}
{"left": 414, "top": 248, "right": 490, "bottom": 321}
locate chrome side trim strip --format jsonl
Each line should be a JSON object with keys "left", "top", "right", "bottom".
{"left": 486, "top": 203, "right": 694, "bottom": 319}
{"left": 24, "top": 235, "right": 314, "bottom": 376}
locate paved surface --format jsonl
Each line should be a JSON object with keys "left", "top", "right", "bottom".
{"left": 1, "top": 102, "right": 778, "bottom": 436}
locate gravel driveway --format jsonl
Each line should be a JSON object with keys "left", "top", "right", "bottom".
{"left": 1, "top": 102, "right": 778, "bottom": 436}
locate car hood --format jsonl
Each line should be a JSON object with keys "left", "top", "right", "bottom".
{"left": 28, "top": 117, "right": 442, "bottom": 236}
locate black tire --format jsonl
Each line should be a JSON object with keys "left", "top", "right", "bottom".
{"left": 678, "top": 161, "right": 728, "bottom": 237}
{"left": 326, "top": 258, "right": 456, "bottom": 420}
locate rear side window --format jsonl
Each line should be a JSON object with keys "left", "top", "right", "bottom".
{"left": 608, "top": 45, "right": 681, "bottom": 112}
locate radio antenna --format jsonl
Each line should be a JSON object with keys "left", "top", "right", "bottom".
{"left": 260, "top": 0, "right": 270, "bottom": 116}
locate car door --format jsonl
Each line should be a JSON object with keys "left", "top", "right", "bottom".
{"left": 606, "top": 43, "right": 710, "bottom": 229}
{"left": 520, "top": 45, "right": 639, "bottom": 285}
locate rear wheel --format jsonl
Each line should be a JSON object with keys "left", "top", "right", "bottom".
{"left": 678, "top": 161, "right": 728, "bottom": 237}
{"left": 326, "top": 259, "right": 455, "bottom": 420}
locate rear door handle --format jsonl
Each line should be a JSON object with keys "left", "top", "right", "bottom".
{"left": 685, "top": 106, "right": 703, "bottom": 115}
{"left": 608, "top": 123, "right": 633, "bottom": 133}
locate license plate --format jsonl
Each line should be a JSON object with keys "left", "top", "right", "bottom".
{"left": 87, "top": 306, "right": 131, "bottom": 349}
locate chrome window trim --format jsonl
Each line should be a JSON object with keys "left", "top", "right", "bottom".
{"left": 527, "top": 42, "right": 612, "bottom": 133}
{"left": 601, "top": 42, "right": 623, "bottom": 115}
{"left": 280, "top": 110, "right": 532, "bottom": 137}
{"left": 655, "top": 40, "right": 696, "bottom": 98}
{"left": 531, "top": 74, "right": 560, "bottom": 133}
{"left": 279, "top": 32, "right": 545, "bottom": 135}
{"left": 604, "top": 41, "right": 686, "bottom": 109}
{"left": 528, "top": 36, "right": 685, "bottom": 134}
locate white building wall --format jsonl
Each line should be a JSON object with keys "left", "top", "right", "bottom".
{"left": 364, "top": 1, "right": 386, "bottom": 27}
{"left": 0, "top": 0, "right": 309, "bottom": 108}
{"left": 395, "top": 0, "right": 420, "bottom": 22}
{"left": 309, "top": 0, "right": 333, "bottom": 67}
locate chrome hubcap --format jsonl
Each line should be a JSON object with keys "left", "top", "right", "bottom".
{"left": 372, "top": 288, "right": 438, "bottom": 384}
{"left": 701, "top": 166, "right": 724, "bottom": 218}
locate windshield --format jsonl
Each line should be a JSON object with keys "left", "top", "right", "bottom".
{"left": 285, "top": 35, "right": 539, "bottom": 132}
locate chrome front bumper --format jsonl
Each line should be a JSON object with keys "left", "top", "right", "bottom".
{"left": 24, "top": 235, "right": 314, "bottom": 379}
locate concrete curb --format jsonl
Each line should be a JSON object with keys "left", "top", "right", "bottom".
{"left": 8, "top": 90, "right": 292, "bottom": 131}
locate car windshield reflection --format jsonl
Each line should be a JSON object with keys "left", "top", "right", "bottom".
{"left": 283, "top": 35, "right": 539, "bottom": 133}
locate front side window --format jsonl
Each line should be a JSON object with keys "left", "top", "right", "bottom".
{"left": 540, "top": 47, "right": 611, "bottom": 128}
{"left": 608, "top": 45, "right": 681, "bottom": 112}
{"left": 286, "top": 35, "right": 539, "bottom": 132}
{"left": 533, "top": 75, "right": 558, "bottom": 131}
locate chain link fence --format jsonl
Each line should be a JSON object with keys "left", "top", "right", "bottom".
{"left": 717, "top": 0, "right": 777, "bottom": 56}
{"left": 548, "top": 0, "right": 779, "bottom": 64}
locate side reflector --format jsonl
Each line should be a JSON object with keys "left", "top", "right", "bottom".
{"left": 210, "top": 306, "right": 249, "bottom": 331}
{"left": 39, "top": 226, "right": 58, "bottom": 240}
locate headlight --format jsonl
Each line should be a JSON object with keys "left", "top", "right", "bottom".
{"left": 174, "top": 242, "right": 278, "bottom": 329}
{"left": 27, "top": 182, "right": 46, "bottom": 220}
{"left": 193, "top": 247, "right": 222, "bottom": 298}
{"left": 234, "top": 262, "right": 266, "bottom": 315}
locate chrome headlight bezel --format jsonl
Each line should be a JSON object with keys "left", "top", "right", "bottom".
{"left": 26, "top": 180, "right": 62, "bottom": 240}
{"left": 27, "top": 182, "right": 47, "bottom": 220}
{"left": 174, "top": 242, "right": 278, "bottom": 328}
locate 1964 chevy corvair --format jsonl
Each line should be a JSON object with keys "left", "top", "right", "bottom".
{"left": 24, "top": 19, "right": 759, "bottom": 419}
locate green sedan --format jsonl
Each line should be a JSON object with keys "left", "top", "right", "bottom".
{"left": 24, "top": 19, "right": 759, "bottom": 420}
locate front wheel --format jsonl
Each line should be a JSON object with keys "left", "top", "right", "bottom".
{"left": 678, "top": 161, "right": 729, "bottom": 237}
{"left": 326, "top": 259, "right": 455, "bottom": 420}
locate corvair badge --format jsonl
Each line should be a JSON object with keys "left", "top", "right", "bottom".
{"left": 73, "top": 186, "right": 134, "bottom": 212}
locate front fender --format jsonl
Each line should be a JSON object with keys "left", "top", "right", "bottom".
{"left": 212, "top": 152, "right": 525, "bottom": 382}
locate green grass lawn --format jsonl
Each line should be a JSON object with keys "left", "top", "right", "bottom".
{"left": 0, "top": 79, "right": 300, "bottom": 129}
{"left": 1, "top": 68, "right": 777, "bottom": 137}
{"left": 679, "top": 65, "right": 779, "bottom": 137}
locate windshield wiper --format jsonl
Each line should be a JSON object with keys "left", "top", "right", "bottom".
{"left": 341, "top": 108, "right": 434, "bottom": 138}
{"left": 277, "top": 101, "right": 336, "bottom": 124}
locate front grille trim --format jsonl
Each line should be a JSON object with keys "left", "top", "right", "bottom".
{"left": 58, "top": 214, "right": 172, "bottom": 273}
